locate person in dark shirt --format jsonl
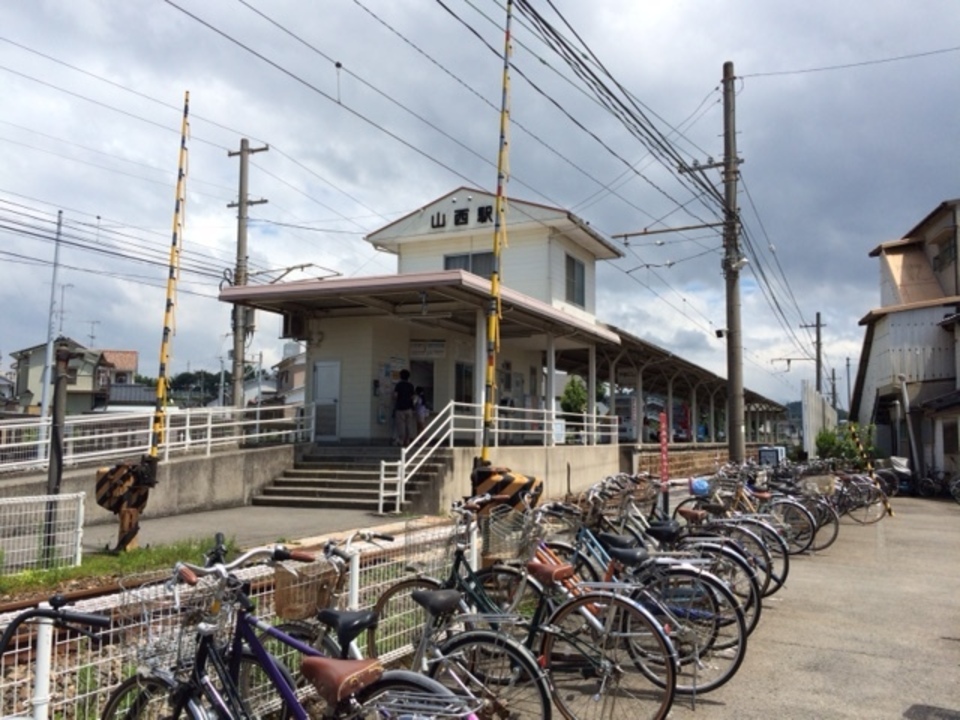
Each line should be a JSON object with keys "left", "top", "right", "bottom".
{"left": 393, "top": 369, "right": 416, "bottom": 446}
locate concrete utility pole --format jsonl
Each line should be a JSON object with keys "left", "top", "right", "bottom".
{"left": 39, "top": 210, "right": 64, "bottom": 460}
{"left": 801, "top": 312, "right": 825, "bottom": 394}
{"left": 846, "top": 356, "right": 852, "bottom": 412}
{"left": 227, "top": 138, "right": 268, "bottom": 408}
{"left": 721, "top": 61, "right": 745, "bottom": 463}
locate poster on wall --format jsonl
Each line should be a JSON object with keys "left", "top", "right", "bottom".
{"left": 385, "top": 357, "right": 407, "bottom": 382}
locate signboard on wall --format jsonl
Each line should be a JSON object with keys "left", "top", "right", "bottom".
{"left": 410, "top": 340, "right": 446, "bottom": 359}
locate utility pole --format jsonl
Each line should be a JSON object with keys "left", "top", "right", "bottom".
{"left": 721, "top": 61, "right": 745, "bottom": 464}
{"left": 846, "top": 356, "right": 852, "bottom": 412}
{"left": 58, "top": 283, "right": 73, "bottom": 334}
{"left": 39, "top": 210, "right": 64, "bottom": 460}
{"left": 831, "top": 368, "right": 838, "bottom": 410}
{"left": 801, "top": 312, "right": 824, "bottom": 394}
{"left": 227, "top": 138, "right": 268, "bottom": 408}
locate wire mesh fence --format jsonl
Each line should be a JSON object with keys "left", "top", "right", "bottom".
{"left": 0, "top": 521, "right": 458, "bottom": 719}
{"left": 0, "top": 493, "right": 85, "bottom": 575}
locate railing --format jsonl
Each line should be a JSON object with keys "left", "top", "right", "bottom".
{"left": 378, "top": 400, "right": 619, "bottom": 513}
{"left": 0, "top": 404, "right": 313, "bottom": 475}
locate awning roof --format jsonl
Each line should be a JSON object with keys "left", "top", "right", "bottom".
{"left": 219, "top": 269, "right": 620, "bottom": 346}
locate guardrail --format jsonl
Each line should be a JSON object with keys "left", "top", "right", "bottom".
{"left": 378, "top": 401, "right": 619, "bottom": 513}
{"left": 0, "top": 404, "right": 313, "bottom": 475}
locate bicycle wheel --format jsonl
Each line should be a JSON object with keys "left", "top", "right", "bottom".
{"left": 730, "top": 518, "right": 790, "bottom": 596}
{"left": 471, "top": 563, "right": 546, "bottom": 621}
{"left": 254, "top": 621, "right": 343, "bottom": 716}
{"left": 950, "top": 476, "right": 960, "bottom": 504}
{"left": 765, "top": 499, "right": 816, "bottom": 555}
{"left": 688, "top": 524, "right": 773, "bottom": 597}
{"left": 681, "top": 542, "right": 762, "bottom": 637}
{"left": 432, "top": 630, "right": 552, "bottom": 720}
{"left": 803, "top": 498, "right": 841, "bottom": 552}
{"left": 848, "top": 484, "right": 887, "bottom": 524}
{"left": 541, "top": 591, "right": 675, "bottom": 720}
{"left": 366, "top": 576, "right": 442, "bottom": 666}
{"left": 101, "top": 673, "right": 205, "bottom": 719}
{"left": 633, "top": 566, "right": 747, "bottom": 694}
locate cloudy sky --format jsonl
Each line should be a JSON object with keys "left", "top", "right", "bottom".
{"left": 2, "top": 0, "right": 959, "bottom": 406}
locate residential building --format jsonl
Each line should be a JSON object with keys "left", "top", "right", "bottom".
{"left": 852, "top": 198, "right": 960, "bottom": 475}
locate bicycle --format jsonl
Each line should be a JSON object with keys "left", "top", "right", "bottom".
{"left": 0, "top": 595, "right": 111, "bottom": 720}
{"left": 369, "top": 494, "right": 679, "bottom": 719}
{"left": 102, "top": 537, "right": 476, "bottom": 719}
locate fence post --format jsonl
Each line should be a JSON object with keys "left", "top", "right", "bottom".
{"left": 348, "top": 551, "right": 361, "bottom": 610}
{"left": 378, "top": 462, "right": 384, "bottom": 515}
{"left": 31, "top": 603, "right": 54, "bottom": 720}
{"left": 163, "top": 413, "right": 171, "bottom": 461}
{"left": 205, "top": 410, "right": 213, "bottom": 457}
{"left": 74, "top": 493, "right": 85, "bottom": 567}
{"left": 398, "top": 450, "right": 406, "bottom": 507}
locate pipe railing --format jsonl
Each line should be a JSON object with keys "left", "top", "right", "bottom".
{"left": 377, "top": 400, "right": 619, "bottom": 513}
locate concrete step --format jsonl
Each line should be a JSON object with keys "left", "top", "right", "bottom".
{"left": 251, "top": 494, "right": 410, "bottom": 511}
{"left": 259, "top": 485, "right": 417, "bottom": 498}
{"left": 284, "top": 466, "right": 445, "bottom": 480}
{"left": 272, "top": 476, "right": 436, "bottom": 490}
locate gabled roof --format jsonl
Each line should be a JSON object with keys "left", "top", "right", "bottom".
{"left": 100, "top": 350, "right": 138, "bottom": 372}
{"left": 10, "top": 337, "right": 86, "bottom": 358}
{"left": 365, "top": 186, "right": 624, "bottom": 261}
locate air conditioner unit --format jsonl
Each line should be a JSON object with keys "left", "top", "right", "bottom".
{"left": 281, "top": 312, "right": 307, "bottom": 340}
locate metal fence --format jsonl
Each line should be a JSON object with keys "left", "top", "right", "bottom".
{"left": 0, "top": 493, "right": 85, "bottom": 575}
{"left": 0, "top": 519, "right": 458, "bottom": 719}
{"left": 0, "top": 404, "right": 312, "bottom": 475}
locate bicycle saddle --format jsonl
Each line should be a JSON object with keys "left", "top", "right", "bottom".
{"left": 644, "top": 520, "right": 683, "bottom": 544}
{"left": 410, "top": 588, "right": 463, "bottom": 616}
{"left": 316, "top": 609, "right": 379, "bottom": 656}
{"left": 597, "top": 532, "right": 637, "bottom": 549}
{"left": 526, "top": 560, "right": 575, "bottom": 586}
{"left": 602, "top": 542, "right": 651, "bottom": 568}
{"left": 300, "top": 656, "right": 383, "bottom": 705}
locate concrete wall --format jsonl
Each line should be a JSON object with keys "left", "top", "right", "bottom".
{"left": 0, "top": 445, "right": 294, "bottom": 526}
{"left": 447, "top": 445, "right": 621, "bottom": 508}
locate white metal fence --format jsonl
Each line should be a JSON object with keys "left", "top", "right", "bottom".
{"left": 0, "top": 493, "right": 85, "bottom": 575}
{"left": 0, "top": 404, "right": 312, "bottom": 475}
{"left": 0, "top": 519, "right": 459, "bottom": 720}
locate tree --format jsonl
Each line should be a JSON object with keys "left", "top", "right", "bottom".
{"left": 815, "top": 422, "right": 876, "bottom": 469}
{"left": 560, "top": 375, "right": 587, "bottom": 414}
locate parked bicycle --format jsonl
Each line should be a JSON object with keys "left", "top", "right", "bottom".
{"left": 102, "top": 535, "right": 475, "bottom": 719}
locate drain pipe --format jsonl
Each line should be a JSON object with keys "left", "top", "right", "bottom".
{"left": 898, "top": 374, "right": 921, "bottom": 475}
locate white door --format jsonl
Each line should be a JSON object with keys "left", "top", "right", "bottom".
{"left": 312, "top": 361, "right": 340, "bottom": 440}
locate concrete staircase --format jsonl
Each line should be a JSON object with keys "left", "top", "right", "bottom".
{"left": 251, "top": 445, "right": 451, "bottom": 513}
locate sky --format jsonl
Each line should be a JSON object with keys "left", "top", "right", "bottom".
{"left": 2, "top": 0, "right": 959, "bottom": 407}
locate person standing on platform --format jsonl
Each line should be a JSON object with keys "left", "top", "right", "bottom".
{"left": 393, "top": 369, "right": 416, "bottom": 446}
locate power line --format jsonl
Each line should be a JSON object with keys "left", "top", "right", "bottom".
{"left": 742, "top": 44, "right": 960, "bottom": 78}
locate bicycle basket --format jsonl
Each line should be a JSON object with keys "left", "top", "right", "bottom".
{"left": 274, "top": 558, "right": 338, "bottom": 621}
{"left": 119, "top": 571, "right": 236, "bottom": 668}
{"left": 480, "top": 506, "right": 539, "bottom": 562}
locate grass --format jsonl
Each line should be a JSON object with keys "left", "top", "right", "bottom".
{"left": 0, "top": 535, "right": 238, "bottom": 600}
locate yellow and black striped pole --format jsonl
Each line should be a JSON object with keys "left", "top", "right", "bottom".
{"left": 95, "top": 91, "right": 189, "bottom": 552}
{"left": 848, "top": 424, "right": 894, "bottom": 517}
{"left": 151, "top": 91, "right": 190, "bottom": 460}
{"left": 481, "top": 0, "right": 513, "bottom": 463}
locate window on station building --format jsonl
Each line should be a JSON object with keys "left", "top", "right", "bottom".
{"left": 565, "top": 254, "right": 585, "bottom": 307}
{"left": 444, "top": 252, "right": 495, "bottom": 278}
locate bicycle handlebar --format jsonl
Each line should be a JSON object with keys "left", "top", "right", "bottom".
{"left": 175, "top": 544, "right": 315, "bottom": 585}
